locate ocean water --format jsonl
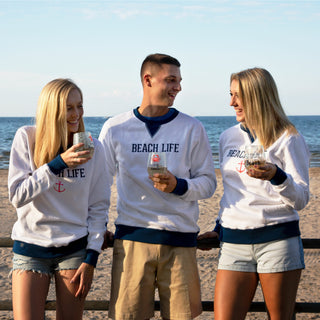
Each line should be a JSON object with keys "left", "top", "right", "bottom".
{"left": 0, "top": 115, "right": 319, "bottom": 169}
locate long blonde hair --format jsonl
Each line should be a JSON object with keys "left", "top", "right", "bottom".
{"left": 34, "top": 79, "right": 85, "bottom": 168}
{"left": 231, "top": 68, "right": 297, "bottom": 149}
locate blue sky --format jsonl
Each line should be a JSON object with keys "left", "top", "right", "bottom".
{"left": 0, "top": 0, "right": 319, "bottom": 117}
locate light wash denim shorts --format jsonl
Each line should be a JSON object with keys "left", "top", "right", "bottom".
{"left": 218, "top": 236, "right": 305, "bottom": 273}
{"left": 12, "top": 249, "right": 86, "bottom": 276}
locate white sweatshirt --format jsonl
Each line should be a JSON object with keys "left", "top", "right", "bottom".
{"left": 218, "top": 124, "right": 310, "bottom": 233}
{"left": 8, "top": 126, "right": 109, "bottom": 253}
{"left": 99, "top": 108, "right": 216, "bottom": 241}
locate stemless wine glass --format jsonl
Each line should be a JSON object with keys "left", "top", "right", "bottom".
{"left": 147, "top": 152, "right": 167, "bottom": 176}
{"left": 73, "top": 131, "right": 94, "bottom": 158}
{"left": 244, "top": 145, "right": 266, "bottom": 169}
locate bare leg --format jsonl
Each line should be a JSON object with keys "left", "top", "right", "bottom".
{"left": 12, "top": 270, "right": 50, "bottom": 320}
{"left": 259, "top": 270, "right": 301, "bottom": 320}
{"left": 214, "top": 270, "right": 259, "bottom": 320}
{"left": 55, "top": 269, "right": 85, "bottom": 320}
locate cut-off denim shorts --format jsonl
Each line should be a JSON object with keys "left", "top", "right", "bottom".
{"left": 12, "top": 249, "right": 86, "bottom": 276}
{"left": 218, "top": 236, "right": 305, "bottom": 273}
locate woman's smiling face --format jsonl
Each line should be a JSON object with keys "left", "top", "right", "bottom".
{"left": 66, "top": 88, "right": 83, "bottom": 135}
{"left": 230, "top": 79, "right": 245, "bottom": 124}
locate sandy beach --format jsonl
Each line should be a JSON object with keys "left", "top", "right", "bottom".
{"left": 0, "top": 168, "right": 319, "bottom": 319}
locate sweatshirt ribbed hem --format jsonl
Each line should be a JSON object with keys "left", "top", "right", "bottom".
{"left": 13, "top": 236, "right": 99, "bottom": 267}
{"left": 115, "top": 224, "right": 198, "bottom": 247}
{"left": 220, "top": 220, "right": 300, "bottom": 244}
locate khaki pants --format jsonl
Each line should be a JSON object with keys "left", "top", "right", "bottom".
{"left": 109, "top": 239, "right": 202, "bottom": 320}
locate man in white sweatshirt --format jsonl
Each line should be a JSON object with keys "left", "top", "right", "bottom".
{"left": 99, "top": 53, "right": 217, "bottom": 320}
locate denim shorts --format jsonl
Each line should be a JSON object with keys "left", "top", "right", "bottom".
{"left": 218, "top": 236, "right": 305, "bottom": 273}
{"left": 12, "top": 249, "right": 86, "bottom": 276}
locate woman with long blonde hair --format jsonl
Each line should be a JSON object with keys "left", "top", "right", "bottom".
{"left": 199, "top": 68, "right": 310, "bottom": 320}
{"left": 34, "top": 78, "right": 85, "bottom": 168}
{"left": 8, "top": 78, "right": 109, "bottom": 320}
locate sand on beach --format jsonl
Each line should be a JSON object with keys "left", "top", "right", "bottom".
{"left": 0, "top": 168, "right": 319, "bottom": 320}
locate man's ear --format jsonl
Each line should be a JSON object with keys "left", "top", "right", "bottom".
{"left": 144, "top": 74, "right": 152, "bottom": 87}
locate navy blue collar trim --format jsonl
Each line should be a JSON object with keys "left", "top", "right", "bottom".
{"left": 240, "top": 124, "right": 255, "bottom": 143}
{"left": 133, "top": 107, "right": 179, "bottom": 137}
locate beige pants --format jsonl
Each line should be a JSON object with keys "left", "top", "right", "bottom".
{"left": 109, "top": 239, "right": 202, "bottom": 320}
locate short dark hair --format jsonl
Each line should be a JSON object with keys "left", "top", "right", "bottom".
{"left": 140, "top": 53, "right": 181, "bottom": 79}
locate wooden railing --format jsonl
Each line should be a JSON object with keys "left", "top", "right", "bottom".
{"left": 1, "top": 237, "right": 320, "bottom": 318}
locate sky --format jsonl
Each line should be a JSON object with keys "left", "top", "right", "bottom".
{"left": 0, "top": 0, "right": 319, "bottom": 117}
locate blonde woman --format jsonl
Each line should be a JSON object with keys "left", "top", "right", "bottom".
{"left": 199, "top": 68, "right": 310, "bottom": 320}
{"left": 8, "top": 79, "right": 109, "bottom": 320}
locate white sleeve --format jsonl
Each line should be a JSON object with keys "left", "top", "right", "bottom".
{"left": 271, "top": 133, "right": 310, "bottom": 211}
{"left": 98, "top": 121, "right": 117, "bottom": 183}
{"left": 180, "top": 123, "right": 217, "bottom": 201}
{"left": 8, "top": 127, "right": 56, "bottom": 208}
{"left": 86, "top": 140, "right": 110, "bottom": 252}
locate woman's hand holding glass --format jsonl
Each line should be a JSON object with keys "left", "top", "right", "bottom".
{"left": 245, "top": 144, "right": 275, "bottom": 181}
{"left": 246, "top": 162, "right": 277, "bottom": 181}
{"left": 60, "top": 144, "right": 92, "bottom": 168}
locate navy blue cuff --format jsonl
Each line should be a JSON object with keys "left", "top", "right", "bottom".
{"left": 270, "top": 165, "right": 287, "bottom": 185}
{"left": 48, "top": 155, "right": 68, "bottom": 175}
{"left": 83, "top": 249, "right": 99, "bottom": 267}
{"left": 171, "top": 177, "right": 188, "bottom": 195}
{"left": 213, "top": 221, "right": 221, "bottom": 235}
